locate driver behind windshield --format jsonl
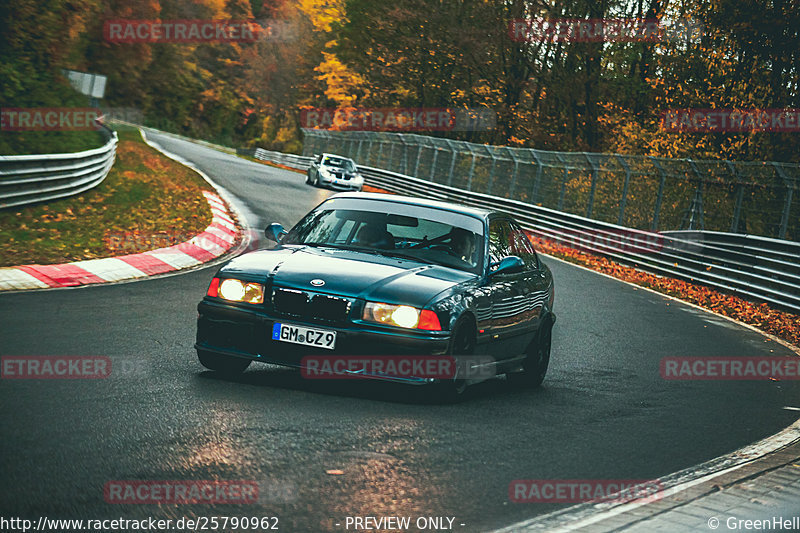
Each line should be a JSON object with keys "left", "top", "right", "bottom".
{"left": 353, "top": 220, "right": 394, "bottom": 249}
{"left": 448, "top": 227, "right": 477, "bottom": 265}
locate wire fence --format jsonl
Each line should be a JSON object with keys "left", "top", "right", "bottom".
{"left": 301, "top": 129, "right": 799, "bottom": 241}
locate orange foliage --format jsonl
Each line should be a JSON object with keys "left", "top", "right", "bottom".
{"left": 528, "top": 233, "right": 800, "bottom": 349}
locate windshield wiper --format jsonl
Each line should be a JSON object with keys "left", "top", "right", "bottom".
{"left": 299, "top": 242, "right": 352, "bottom": 249}
{"left": 371, "top": 250, "right": 435, "bottom": 265}
{"left": 298, "top": 243, "right": 435, "bottom": 265}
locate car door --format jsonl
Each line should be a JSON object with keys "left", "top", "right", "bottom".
{"left": 483, "top": 218, "right": 533, "bottom": 357}
{"left": 508, "top": 221, "right": 549, "bottom": 345}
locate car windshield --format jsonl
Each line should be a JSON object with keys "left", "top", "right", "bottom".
{"left": 322, "top": 157, "right": 356, "bottom": 171}
{"left": 283, "top": 204, "right": 484, "bottom": 274}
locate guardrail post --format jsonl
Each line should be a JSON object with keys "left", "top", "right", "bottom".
{"left": 321, "top": 130, "right": 332, "bottom": 155}
{"left": 388, "top": 139, "right": 396, "bottom": 171}
{"left": 397, "top": 135, "right": 409, "bottom": 175}
{"left": 487, "top": 148, "right": 498, "bottom": 194}
{"left": 356, "top": 138, "right": 364, "bottom": 162}
{"left": 554, "top": 154, "right": 568, "bottom": 211}
{"left": 506, "top": 149, "right": 520, "bottom": 198}
{"left": 365, "top": 139, "right": 374, "bottom": 166}
{"left": 315, "top": 130, "right": 326, "bottom": 154}
{"left": 413, "top": 142, "right": 423, "bottom": 177}
{"left": 531, "top": 150, "right": 543, "bottom": 204}
{"left": 725, "top": 161, "right": 744, "bottom": 233}
{"left": 584, "top": 152, "right": 598, "bottom": 218}
{"left": 430, "top": 147, "right": 439, "bottom": 181}
{"left": 650, "top": 157, "right": 667, "bottom": 231}
{"left": 466, "top": 145, "right": 477, "bottom": 191}
{"left": 683, "top": 159, "right": 705, "bottom": 230}
{"left": 772, "top": 163, "right": 793, "bottom": 240}
{"left": 446, "top": 140, "right": 458, "bottom": 186}
{"left": 377, "top": 140, "right": 385, "bottom": 167}
{"left": 616, "top": 155, "right": 631, "bottom": 225}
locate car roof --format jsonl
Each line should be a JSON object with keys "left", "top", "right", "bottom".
{"left": 327, "top": 191, "right": 494, "bottom": 220}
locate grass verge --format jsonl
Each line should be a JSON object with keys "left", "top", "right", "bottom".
{"left": 0, "top": 126, "right": 213, "bottom": 267}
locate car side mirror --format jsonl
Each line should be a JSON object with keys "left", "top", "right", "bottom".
{"left": 490, "top": 255, "right": 525, "bottom": 276}
{"left": 265, "top": 223, "right": 287, "bottom": 243}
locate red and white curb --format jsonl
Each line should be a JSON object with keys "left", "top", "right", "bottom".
{"left": 0, "top": 190, "right": 238, "bottom": 291}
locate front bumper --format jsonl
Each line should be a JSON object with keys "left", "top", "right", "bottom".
{"left": 319, "top": 175, "right": 363, "bottom": 190}
{"left": 195, "top": 300, "right": 450, "bottom": 381}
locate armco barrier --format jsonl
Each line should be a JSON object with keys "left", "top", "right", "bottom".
{"left": 302, "top": 129, "right": 800, "bottom": 241}
{"left": 251, "top": 149, "right": 800, "bottom": 313}
{"left": 0, "top": 125, "right": 117, "bottom": 209}
{"left": 252, "top": 147, "right": 311, "bottom": 169}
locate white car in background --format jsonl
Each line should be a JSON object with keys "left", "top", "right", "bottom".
{"left": 306, "top": 153, "right": 364, "bottom": 191}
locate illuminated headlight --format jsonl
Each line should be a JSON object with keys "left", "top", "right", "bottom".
{"left": 218, "top": 279, "right": 264, "bottom": 304}
{"left": 363, "top": 302, "right": 441, "bottom": 330}
{"left": 319, "top": 167, "right": 332, "bottom": 178}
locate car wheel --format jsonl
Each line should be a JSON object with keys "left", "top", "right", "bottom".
{"left": 313, "top": 173, "right": 320, "bottom": 187}
{"left": 197, "top": 350, "right": 251, "bottom": 374}
{"left": 433, "top": 317, "right": 475, "bottom": 403}
{"left": 507, "top": 321, "right": 552, "bottom": 388}
{"left": 305, "top": 171, "right": 312, "bottom": 184}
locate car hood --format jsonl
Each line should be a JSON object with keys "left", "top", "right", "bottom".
{"left": 219, "top": 246, "right": 475, "bottom": 307}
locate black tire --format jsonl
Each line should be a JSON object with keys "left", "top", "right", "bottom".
{"left": 197, "top": 350, "right": 251, "bottom": 374}
{"left": 432, "top": 317, "right": 475, "bottom": 403}
{"left": 507, "top": 321, "right": 552, "bottom": 388}
{"left": 305, "top": 170, "right": 312, "bottom": 184}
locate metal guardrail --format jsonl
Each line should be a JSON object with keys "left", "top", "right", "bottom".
{"left": 251, "top": 149, "right": 800, "bottom": 313}
{"left": 243, "top": 147, "right": 312, "bottom": 169}
{"left": 0, "top": 125, "right": 118, "bottom": 209}
{"left": 302, "top": 129, "right": 800, "bottom": 242}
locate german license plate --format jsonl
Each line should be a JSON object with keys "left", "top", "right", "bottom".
{"left": 272, "top": 323, "right": 336, "bottom": 350}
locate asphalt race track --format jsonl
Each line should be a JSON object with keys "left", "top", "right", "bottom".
{"left": 1, "top": 131, "right": 798, "bottom": 532}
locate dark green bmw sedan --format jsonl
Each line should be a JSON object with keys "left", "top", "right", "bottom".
{"left": 196, "top": 192, "right": 555, "bottom": 398}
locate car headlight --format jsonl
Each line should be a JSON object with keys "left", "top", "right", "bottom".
{"left": 212, "top": 278, "right": 265, "bottom": 304}
{"left": 319, "top": 167, "right": 332, "bottom": 178}
{"left": 363, "top": 302, "right": 441, "bottom": 330}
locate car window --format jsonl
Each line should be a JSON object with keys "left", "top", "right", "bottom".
{"left": 510, "top": 223, "right": 539, "bottom": 269}
{"left": 284, "top": 207, "right": 483, "bottom": 273}
{"left": 488, "top": 219, "right": 513, "bottom": 266}
{"left": 322, "top": 157, "right": 355, "bottom": 171}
